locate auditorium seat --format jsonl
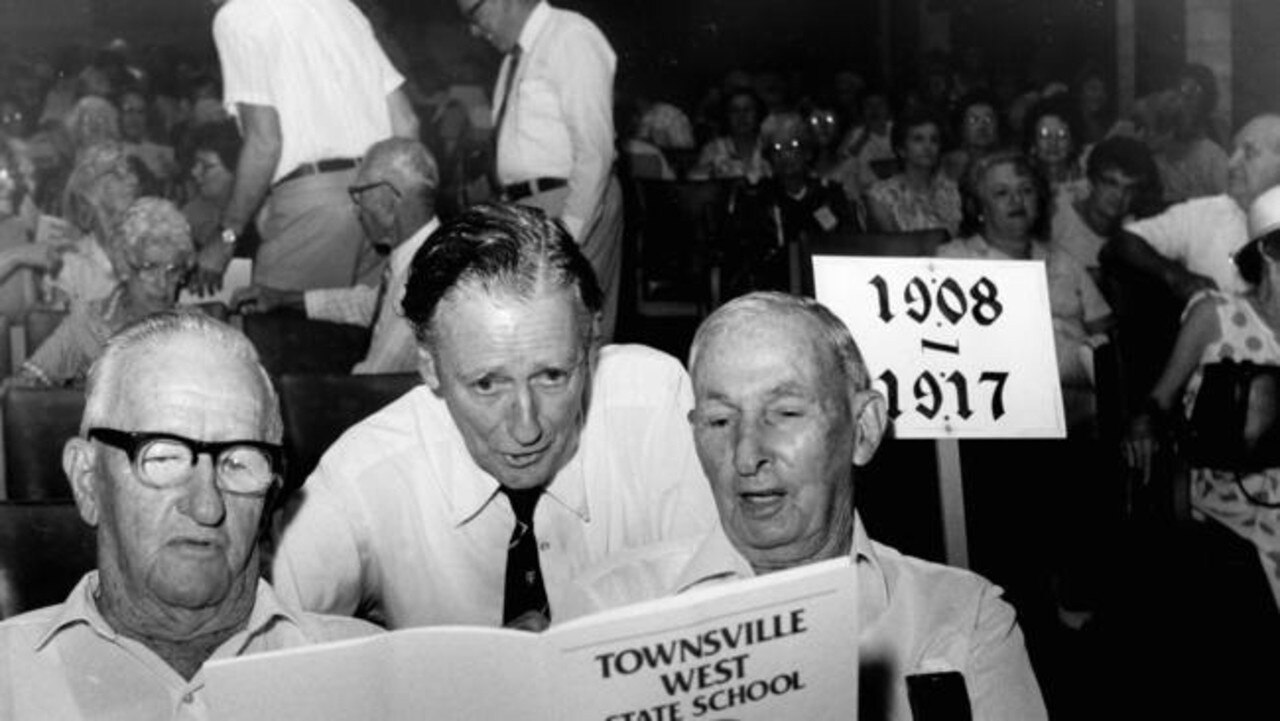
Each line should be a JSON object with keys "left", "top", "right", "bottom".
{"left": 277, "top": 372, "right": 420, "bottom": 491}
{"left": 241, "top": 311, "right": 372, "bottom": 378}
{"left": 3, "top": 386, "right": 85, "bottom": 500}
{"left": 0, "top": 500, "right": 96, "bottom": 619}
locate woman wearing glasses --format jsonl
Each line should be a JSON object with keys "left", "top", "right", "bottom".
{"left": 14, "top": 197, "right": 194, "bottom": 387}
{"left": 1023, "top": 95, "right": 1087, "bottom": 200}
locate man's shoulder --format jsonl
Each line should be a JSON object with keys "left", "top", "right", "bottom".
{"left": 872, "top": 540, "right": 1007, "bottom": 618}
{"left": 594, "top": 343, "right": 688, "bottom": 393}
{"left": 314, "top": 385, "right": 433, "bottom": 472}
{"left": 0, "top": 603, "right": 62, "bottom": 647}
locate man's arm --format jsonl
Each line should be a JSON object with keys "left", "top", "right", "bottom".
{"left": 554, "top": 25, "right": 616, "bottom": 241}
{"left": 191, "top": 103, "right": 281, "bottom": 295}
{"left": 1103, "top": 230, "right": 1216, "bottom": 304}
{"left": 966, "top": 584, "right": 1050, "bottom": 720}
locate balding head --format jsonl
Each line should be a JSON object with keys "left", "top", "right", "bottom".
{"left": 1228, "top": 114, "right": 1280, "bottom": 209}
{"left": 351, "top": 138, "right": 438, "bottom": 249}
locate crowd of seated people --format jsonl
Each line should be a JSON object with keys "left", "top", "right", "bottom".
{"left": 0, "top": 21, "right": 1276, "bottom": 720}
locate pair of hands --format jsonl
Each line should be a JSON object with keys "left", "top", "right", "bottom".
{"left": 1121, "top": 412, "right": 1161, "bottom": 489}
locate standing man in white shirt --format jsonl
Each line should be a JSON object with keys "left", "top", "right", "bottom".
{"left": 195, "top": 0, "right": 420, "bottom": 296}
{"left": 269, "top": 203, "right": 716, "bottom": 631}
{"left": 460, "top": 0, "right": 624, "bottom": 341}
{"left": 232, "top": 138, "right": 440, "bottom": 375}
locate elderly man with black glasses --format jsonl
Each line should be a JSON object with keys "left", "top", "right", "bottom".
{"left": 0, "top": 312, "right": 380, "bottom": 719}
{"left": 232, "top": 138, "right": 441, "bottom": 374}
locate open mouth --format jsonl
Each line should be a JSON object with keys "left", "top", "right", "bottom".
{"left": 738, "top": 488, "right": 787, "bottom": 516}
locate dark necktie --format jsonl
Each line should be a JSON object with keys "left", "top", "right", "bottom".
{"left": 500, "top": 485, "right": 549, "bottom": 625}
{"left": 490, "top": 45, "right": 522, "bottom": 192}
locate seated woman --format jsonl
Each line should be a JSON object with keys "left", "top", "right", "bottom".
{"left": 723, "top": 112, "right": 857, "bottom": 294}
{"left": 939, "top": 150, "right": 1111, "bottom": 434}
{"left": 1023, "top": 95, "right": 1088, "bottom": 200}
{"left": 864, "top": 107, "right": 960, "bottom": 236}
{"left": 15, "top": 197, "right": 193, "bottom": 386}
{"left": 687, "top": 88, "right": 769, "bottom": 182}
{"left": 1120, "top": 186, "right": 1280, "bottom": 714}
{"left": 942, "top": 90, "right": 1003, "bottom": 183}
{"left": 47, "top": 141, "right": 142, "bottom": 307}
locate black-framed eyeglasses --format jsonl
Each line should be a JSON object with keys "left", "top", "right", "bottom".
{"left": 347, "top": 181, "right": 401, "bottom": 208}
{"left": 462, "top": 0, "right": 491, "bottom": 24}
{"left": 88, "top": 427, "right": 283, "bottom": 496}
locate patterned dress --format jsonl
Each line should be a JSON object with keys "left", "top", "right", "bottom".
{"left": 866, "top": 173, "right": 961, "bottom": 236}
{"left": 1183, "top": 292, "right": 1280, "bottom": 609}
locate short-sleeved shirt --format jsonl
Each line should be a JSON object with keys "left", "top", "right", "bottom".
{"left": 866, "top": 173, "right": 962, "bottom": 236}
{"left": 1123, "top": 194, "right": 1248, "bottom": 294}
{"left": 213, "top": 0, "right": 405, "bottom": 182}
{"left": 564, "top": 515, "right": 1048, "bottom": 721}
{"left": 0, "top": 572, "right": 380, "bottom": 720}
{"left": 270, "top": 344, "right": 719, "bottom": 629}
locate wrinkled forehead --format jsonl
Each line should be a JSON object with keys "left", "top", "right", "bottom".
{"left": 694, "top": 311, "right": 844, "bottom": 397}
{"left": 1236, "top": 118, "right": 1280, "bottom": 154}
{"left": 111, "top": 339, "right": 269, "bottom": 431}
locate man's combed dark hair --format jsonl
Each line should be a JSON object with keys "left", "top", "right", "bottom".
{"left": 401, "top": 202, "right": 603, "bottom": 344}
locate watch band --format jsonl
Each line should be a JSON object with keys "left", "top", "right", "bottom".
{"left": 219, "top": 226, "right": 239, "bottom": 246}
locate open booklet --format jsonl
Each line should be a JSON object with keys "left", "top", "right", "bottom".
{"left": 204, "top": 557, "right": 859, "bottom": 720}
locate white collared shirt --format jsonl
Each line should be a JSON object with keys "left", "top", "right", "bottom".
{"left": 1124, "top": 193, "right": 1249, "bottom": 294}
{"left": 270, "top": 344, "right": 719, "bottom": 629}
{"left": 304, "top": 217, "right": 440, "bottom": 374}
{"left": 0, "top": 573, "right": 379, "bottom": 720}
{"left": 214, "top": 0, "right": 405, "bottom": 182}
{"left": 564, "top": 515, "right": 1048, "bottom": 721}
{"left": 492, "top": 1, "right": 616, "bottom": 239}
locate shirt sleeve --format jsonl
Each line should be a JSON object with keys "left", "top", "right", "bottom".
{"left": 966, "top": 584, "right": 1050, "bottom": 720}
{"left": 19, "top": 310, "right": 95, "bottom": 386}
{"left": 304, "top": 285, "right": 379, "bottom": 327}
{"left": 270, "top": 464, "right": 372, "bottom": 618}
{"left": 1124, "top": 201, "right": 1194, "bottom": 262}
{"left": 213, "top": 4, "right": 277, "bottom": 111}
{"left": 548, "top": 21, "right": 617, "bottom": 240}
{"left": 639, "top": 358, "right": 719, "bottom": 540}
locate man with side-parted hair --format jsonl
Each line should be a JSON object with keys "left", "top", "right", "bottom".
{"left": 0, "top": 312, "right": 380, "bottom": 720}
{"left": 270, "top": 203, "right": 716, "bottom": 631}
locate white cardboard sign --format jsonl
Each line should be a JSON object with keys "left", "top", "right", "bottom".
{"left": 813, "top": 255, "right": 1065, "bottom": 439}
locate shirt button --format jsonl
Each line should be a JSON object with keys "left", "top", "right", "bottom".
{"left": 182, "top": 692, "right": 195, "bottom": 704}
{"left": 538, "top": 541, "right": 550, "bottom": 552}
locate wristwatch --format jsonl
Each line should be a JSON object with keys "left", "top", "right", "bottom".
{"left": 218, "top": 225, "right": 239, "bottom": 246}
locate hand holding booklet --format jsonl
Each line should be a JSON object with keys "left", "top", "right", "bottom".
{"left": 204, "top": 557, "right": 859, "bottom": 720}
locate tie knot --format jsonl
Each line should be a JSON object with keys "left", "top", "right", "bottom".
{"left": 501, "top": 485, "right": 543, "bottom": 523}
{"left": 509, "top": 44, "right": 522, "bottom": 60}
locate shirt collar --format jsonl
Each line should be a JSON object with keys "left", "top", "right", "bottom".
{"left": 34, "top": 572, "right": 301, "bottom": 655}
{"left": 432, "top": 391, "right": 591, "bottom": 528}
{"left": 671, "top": 512, "right": 892, "bottom": 614}
{"left": 517, "top": 0, "right": 551, "bottom": 54}
{"left": 389, "top": 216, "right": 439, "bottom": 281}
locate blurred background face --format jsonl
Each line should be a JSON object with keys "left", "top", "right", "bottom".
{"left": 1033, "top": 115, "right": 1073, "bottom": 166}
{"left": 95, "top": 161, "right": 141, "bottom": 220}
{"left": 901, "top": 121, "right": 941, "bottom": 171}
{"left": 348, "top": 174, "right": 400, "bottom": 248}
{"left": 727, "top": 94, "right": 760, "bottom": 139}
{"left": 0, "top": 100, "right": 28, "bottom": 138}
{"left": 766, "top": 123, "right": 812, "bottom": 180}
{"left": 963, "top": 103, "right": 998, "bottom": 149}
{"left": 191, "top": 150, "right": 233, "bottom": 201}
{"left": 863, "top": 94, "right": 891, "bottom": 129}
{"left": 122, "top": 239, "right": 192, "bottom": 307}
{"left": 1081, "top": 77, "right": 1108, "bottom": 115}
{"left": 120, "top": 92, "right": 148, "bottom": 142}
{"left": 980, "top": 161, "right": 1038, "bottom": 239}
{"left": 690, "top": 314, "right": 856, "bottom": 570}
{"left": 1087, "top": 167, "right": 1141, "bottom": 228}
{"left": 807, "top": 108, "right": 839, "bottom": 149}
{"left": 1227, "top": 118, "right": 1280, "bottom": 207}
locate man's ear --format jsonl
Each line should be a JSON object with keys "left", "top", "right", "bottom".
{"left": 850, "top": 389, "right": 887, "bottom": 467}
{"left": 417, "top": 346, "right": 441, "bottom": 392}
{"left": 62, "top": 437, "right": 101, "bottom": 527}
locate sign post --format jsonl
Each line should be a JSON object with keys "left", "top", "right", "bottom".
{"left": 813, "top": 256, "right": 1066, "bottom": 567}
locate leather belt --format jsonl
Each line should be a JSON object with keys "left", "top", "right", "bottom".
{"left": 274, "top": 157, "right": 360, "bottom": 187}
{"left": 504, "top": 177, "right": 568, "bottom": 202}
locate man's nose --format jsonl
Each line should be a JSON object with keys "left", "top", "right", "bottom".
{"left": 732, "top": 419, "right": 769, "bottom": 477}
{"left": 507, "top": 387, "right": 544, "bottom": 446}
{"left": 180, "top": 454, "right": 227, "bottom": 526}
